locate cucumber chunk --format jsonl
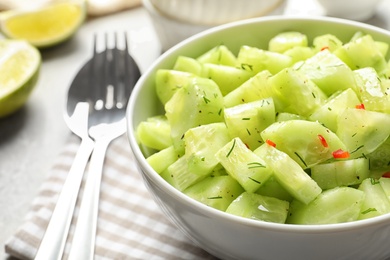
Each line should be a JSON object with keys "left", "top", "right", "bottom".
{"left": 375, "top": 41, "right": 389, "bottom": 57}
{"left": 336, "top": 108, "right": 390, "bottom": 159}
{"left": 224, "top": 98, "right": 275, "bottom": 150}
{"left": 354, "top": 67, "right": 390, "bottom": 113}
{"left": 268, "top": 31, "right": 308, "bottom": 53}
{"left": 261, "top": 120, "right": 346, "bottom": 168}
{"left": 367, "top": 137, "right": 390, "bottom": 172}
{"left": 276, "top": 112, "right": 305, "bottom": 122}
{"left": 226, "top": 192, "right": 289, "bottom": 224}
{"left": 196, "top": 45, "right": 237, "bottom": 66}
{"left": 283, "top": 46, "right": 315, "bottom": 64}
{"left": 223, "top": 70, "right": 273, "bottom": 108}
{"left": 216, "top": 137, "right": 273, "bottom": 192}
{"left": 185, "top": 122, "right": 230, "bottom": 176}
{"left": 136, "top": 115, "right": 172, "bottom": 150}
{"left": 146, "top": 146, "right": 180, "bottom": 174}
{"left": 311, "top": 158, "right": 370, "bottom": 190}
{"left": 209, "top": 163, "right": 229, "bottom": 177}
{"left": 155, "top": 69, "right": 196, "bottom": 105}
{"left": 268, "top": 67, "right": 327, "bottom": 116}
{"left": 309, "top": 88, "right": 361, "bottom": 132}
{"left": 165, "top": 156, "right": 207, "bottom": 191}
{"left": 334, "top": 34, "right": 387, "bottom": 74}
{"left": 294, "top": 49, "right": 356, "bottom": 96}
{"left": 237, "top": 45, "right": 293, "bottom": 74}
{"left": 313, "top": 34, "right": 343, "bottom": 53}
{"left": 260, "top": 144, "right": 322, "bottom": 204}
{"left": 358, "top": 178, "right": 390, "bottom": 220}
{"left": 287, "top": 187, "right": 365, "bottom": 224}
{"left": 173, "top": 56, "right": 202, "bottom": 75}
{"left": 379, "top": 177, "right": 390, "bottom": 201}
{"left": 350, "top": 31, "right": 365, "bottom": 41}
{"left": 165, "top": 77, "right": 224, "bottom": 154}
{"left": 256, "top": 176, "right": 294, "bottom": 202}
{"left": 376, "top": 78, "right": 390, "bottom": 113}
{"left": 201, "top": 63, "right": 254, "bottom": 95}
{"left": 184, "top": 175, "right": 244, "bottom": 211}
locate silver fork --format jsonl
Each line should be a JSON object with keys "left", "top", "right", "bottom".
{"left": 35, "top": 33, "right": 140, "bottom": 260}
{"left": 67, "top": 33, "right": 141, "bottom": 260}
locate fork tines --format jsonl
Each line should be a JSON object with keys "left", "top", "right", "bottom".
{"left": 88, "top": 32, "right": 139, "bottom": 111}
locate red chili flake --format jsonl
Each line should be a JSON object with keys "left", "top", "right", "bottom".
{"left": 321, "top": 46, "right": 329, "bottom": 51}
{"left": 355, "top": 103, "right": 365, "bottom": 109}
{"left": 382, "top": 172, "right": 390, "bottom": 178}
{"left": 245, "top": 143, "right": 250, "bottom": 149}
{"left": 332, "top": 149, "right": 350, "bottom": 159}
{"left": 266, "top": 139, "right": 276, "bottom": 147}
{"left": 318, "top": 134, "right": 328, "bottom": 148}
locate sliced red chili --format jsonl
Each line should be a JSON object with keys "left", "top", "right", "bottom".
{"left": 318, "top": 134, "right": 328, "bottom": 148}
{"left": 266, "top": 139, "right": 276, "bottom": 147}
{"left": 332, "top": 149, "right": 350, "bottom": 159}
{"left": 355, "top": 103, "right": 365, "bottom": 110}
{"left": 320, "top": 46, "right": 329, "bottom": 51}
{"left": 382, "top": 172, "right": 390, "bottom": 178}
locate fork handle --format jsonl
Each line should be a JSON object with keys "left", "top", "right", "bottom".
{"left": 68, "top": 136, "right": 112, "bottom": 260}
{"left": 35, "top": 136, "right": 94, "bottom": 260}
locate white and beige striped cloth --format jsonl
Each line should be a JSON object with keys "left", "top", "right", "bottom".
{"left": 5, "top": 134, "right": 217, "bottom": 259}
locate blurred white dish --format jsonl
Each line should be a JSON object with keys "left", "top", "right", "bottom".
{"left": 142, "top": 0, "right": 212, "bottom": 52}
{"left": 283, "top": 0, "right": 325, "bottom": 16}
{"left": 149, "top": 0, "right": 285, "bottom": 25}
{"left": 316, "top": 0, "right": 381, "bottom": 21}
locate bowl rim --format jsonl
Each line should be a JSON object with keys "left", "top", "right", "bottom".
{"left": 127, "top": 15, "right": 390, "bottom": 233}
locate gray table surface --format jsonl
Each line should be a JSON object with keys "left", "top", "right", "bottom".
{"left": 1, "top": 1, "right": 390, "bottom": 259}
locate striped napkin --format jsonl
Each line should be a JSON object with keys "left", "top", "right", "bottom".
{"left": 4, "top": 134, "right": 217, "bottom": 260}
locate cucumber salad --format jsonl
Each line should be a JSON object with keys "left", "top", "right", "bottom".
{"left": 136, "top": 31, "right": 390, "bottom": 225}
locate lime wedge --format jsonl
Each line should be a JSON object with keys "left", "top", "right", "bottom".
{"left": 0, "top": 39, "right": 41, "bottom": 118}
{"left": 0, "top": 1, "right": 86, "bottom": 48}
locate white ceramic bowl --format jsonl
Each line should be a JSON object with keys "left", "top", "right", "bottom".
{"left": 127, "top": 16, "right": 390, "bottom": 260}
{"left": 148, "top": 0, "right": 285, "bottom": 26}
{"left": 143, "top": 0, "right": 212, "bottom": 52}
{"left": 316, "top": 0, "right": 382, "bottom": 21}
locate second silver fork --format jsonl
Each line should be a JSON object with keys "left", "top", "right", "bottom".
{"left": 68, "top": 33, "right": 140, "bottom": 259}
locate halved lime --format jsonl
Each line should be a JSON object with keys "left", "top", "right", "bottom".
{"left": 0, "top": 39, "right": 41, "bottom": 118}
{"left": 0, "top": 1, "right": 86, "bottom": 48}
